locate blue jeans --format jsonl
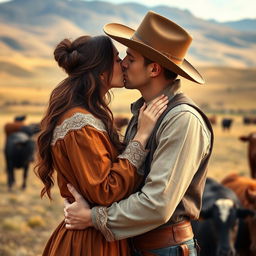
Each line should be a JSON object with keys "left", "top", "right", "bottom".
{"left": 132, "top": 239, "right": 198, "bottom": 256}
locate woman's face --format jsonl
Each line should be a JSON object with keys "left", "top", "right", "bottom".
{"left": 109, "top": 47, "right": 124, "bottom": 89}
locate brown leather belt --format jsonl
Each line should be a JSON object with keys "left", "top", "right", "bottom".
{"left": 132, "top": 220, "right": 194, "bottom": 253}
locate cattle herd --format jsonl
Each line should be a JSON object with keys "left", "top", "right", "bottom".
{"left": 192, "top": 114, "right": 256, "bottom": 256}
{"left": 2, "top": 114, "right": 256, "bottom": 255}
{"left": 209, "top": 115, "right": 256, "bottom": 132}
{"left": 193, "top": 175, "right": 256, "bottom": 256}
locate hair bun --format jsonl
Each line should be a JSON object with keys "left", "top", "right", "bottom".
{"left": 54, "top": 39, "right": 80, "bottom": 75}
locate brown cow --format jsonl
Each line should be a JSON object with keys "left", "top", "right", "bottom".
{"left": 4, "top": 115, "right": 26, "bottom": 137}
{"left": 208, "top": 115, "right": 217, "bottom": 125}
{"left": 240, "top": 133, "right": 256, "bottom": 178}
{"left": 222, "top": 174, "right": 256, "bottom": 256}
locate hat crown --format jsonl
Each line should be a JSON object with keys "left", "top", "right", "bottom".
{"left": 134, "top": 11, "right": 192, "bottom": 64}
{"left": 103, "top": 11, "right": 204, "bottom": 84}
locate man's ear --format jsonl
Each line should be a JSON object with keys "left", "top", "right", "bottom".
{"left": 150, "top": 63, "right": 162, "bottom": 77}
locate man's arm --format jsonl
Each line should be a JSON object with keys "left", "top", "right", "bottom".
{"left": 65, "top": 106, "right": 211, "bottom": 240}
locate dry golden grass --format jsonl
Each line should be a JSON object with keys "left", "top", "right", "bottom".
{"left": 207, "top": 116, "right": 253, "bottom": 180}
{"left": 0, "top": 65, "right": 255, "bottom": 255}
{"left": 1, "top": 65, "right": 255, "bottom": 115}
{"left": 0, "top": 107, "right": 255, "bottom": 255}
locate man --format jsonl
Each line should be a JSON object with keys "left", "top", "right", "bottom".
{"left": 64, "top": 11, "right": 213, "bottom": 256}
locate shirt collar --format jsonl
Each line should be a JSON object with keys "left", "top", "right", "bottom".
{"left": 130, "top": 79, "right": 181, "bottom": 115}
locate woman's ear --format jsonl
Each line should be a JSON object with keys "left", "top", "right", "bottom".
{"left": 100, "top": 73, "right": 105, "bottom": 81}
{"left": 100, "top": 72, "right": 108, "bottom": 87}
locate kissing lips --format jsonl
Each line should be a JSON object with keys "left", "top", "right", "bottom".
{"left": 123, "top": 74, "right": 127, "bottom": 84}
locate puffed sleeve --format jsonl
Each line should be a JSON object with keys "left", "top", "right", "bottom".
{"left": 62, "top": 125, "right": 147, "bottom": 206}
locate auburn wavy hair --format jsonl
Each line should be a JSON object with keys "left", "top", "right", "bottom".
{"left": 35, "top": 35, "right": 125, "bottom": 199}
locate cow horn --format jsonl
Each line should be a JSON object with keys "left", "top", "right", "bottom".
{"left": 246, "top": 187, "right": 256, "bottom": 203}
{"left": 239, "top": 135, "right": 249, "bottom": 142}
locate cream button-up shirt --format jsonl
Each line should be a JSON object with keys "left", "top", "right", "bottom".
{"left": 92, "top": 80, "right": 212, "bottom": 241}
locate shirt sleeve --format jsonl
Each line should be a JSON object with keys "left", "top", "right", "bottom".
{"left": 62, "top": 125, "right": 147, "bottom": 206}
{"left": 92, "top": 106, "right": 211, "bottom": 241}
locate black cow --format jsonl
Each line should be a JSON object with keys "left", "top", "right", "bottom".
{"left": 4, "top": 123, "right": 40, "bottom": 190}
{"left": 243, "top": 116, "right": 256, "bottom": 125}
{"left": 192, "top": 178, "right": 254, "bottom": 256}
{"left": 221, "top": 118, "right": 233, "bottom": 131}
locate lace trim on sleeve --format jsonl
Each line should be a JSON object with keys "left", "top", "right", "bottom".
{"left": 91, "top": 206, "right": 115, "bottom": 242}
{"left": 51, "top": 112, "right": 106, "bottom": 145}
{"left": 118, "top": 140, "right": 148, "bottom": 169}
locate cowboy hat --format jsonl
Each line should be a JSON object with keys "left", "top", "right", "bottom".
{"left": 103, "top": 11, "right": 204, "bottom": 84}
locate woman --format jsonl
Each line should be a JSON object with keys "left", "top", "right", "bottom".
{"left": 35, "top": 35, "right": 168, "bottom": 255}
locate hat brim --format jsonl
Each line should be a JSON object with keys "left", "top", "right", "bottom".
{"left": 104, "top": 23, "right": 205, "bottom": 84}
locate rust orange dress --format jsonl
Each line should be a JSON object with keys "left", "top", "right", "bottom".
{"left": 42, "top": 107, "right": 145, "bottom": 256}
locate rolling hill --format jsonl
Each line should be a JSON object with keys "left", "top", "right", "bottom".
{"left": 0, "top": 0, "right": 256, "bottom": 68}
{"left": 0, "top": 0, "right": 255, "bottom": 114}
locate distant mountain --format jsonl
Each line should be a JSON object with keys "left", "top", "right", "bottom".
{"left": 223, "top": 19, "right": 256, "bottom": 32}
{"left": 0, "top": 0, "right": 256, "bottom": 68}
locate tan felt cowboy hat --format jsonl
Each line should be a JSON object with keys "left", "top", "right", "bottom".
{"left": 104, "top": 11, "right": 204, "bottom": 84}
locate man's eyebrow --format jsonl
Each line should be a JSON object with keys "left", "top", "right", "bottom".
{"left": 126, "top": 51, "right": 135, "bottom": 58}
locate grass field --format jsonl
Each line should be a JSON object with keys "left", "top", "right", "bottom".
{"left": 0, "top": 65, "right": 256, "bottom": 255}
{"left": 0, "top": 114, "right": 63, "bottom": 256}
{"left": 1, "top": 66, "right": 256, "bottom": 115}
{"left": 0, "top": 110, "right": 255, "bottom": 255}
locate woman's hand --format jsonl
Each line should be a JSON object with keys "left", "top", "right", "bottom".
{"left": 133, "top": 94, "right": 168, "bottom": 148}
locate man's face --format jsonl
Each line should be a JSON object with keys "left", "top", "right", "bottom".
{"left": 122, "top": 48, "right": 150, "bottom": 90}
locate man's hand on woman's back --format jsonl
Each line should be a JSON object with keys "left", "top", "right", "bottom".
{"left": 64, "top": 184, "right": 93, "bottom": 230}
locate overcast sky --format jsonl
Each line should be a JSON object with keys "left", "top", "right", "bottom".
{"left": 0, "top": 0, "right": 255, "bottom": 22}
